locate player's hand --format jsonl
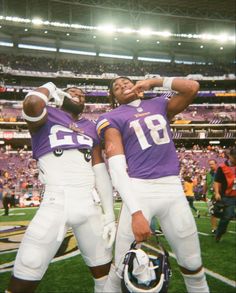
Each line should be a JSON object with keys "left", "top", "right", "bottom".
{"left": 102, "top": 213, "right": 116, "bottom": 249}
{"left": 41, "top": 82, "right": 72, "bottom": 106}
{"left": 52, "top": 88, "right": 72, "bottom": 107}
{"left": 131, "top": 210, "right": 152, "bottom": 243}
{"left": 130, "top": 79, "right": 154, "bottom": 94}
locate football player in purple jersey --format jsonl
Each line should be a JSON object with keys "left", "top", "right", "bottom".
{"left": 96, "top": 77, "right": 209, "bottom": 293}
{"left": 7, "top": 84, "right": 116, "bottom": 293}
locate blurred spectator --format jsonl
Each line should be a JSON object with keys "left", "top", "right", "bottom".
{"left": 2, "top": 183, "right": 12, "bottom": 216}
{"left": 184, "top": 176, "right": 200, "bottom": 218}
{"left": 214, "top": 148, "right": 236, "bottom": 242}
{"left": 203, "top": 160, "right": 218, "bottom": 234}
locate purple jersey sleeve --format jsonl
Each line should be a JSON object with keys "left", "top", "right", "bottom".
{"left": 97, "top": 96, "right": 180, "bottom": 179}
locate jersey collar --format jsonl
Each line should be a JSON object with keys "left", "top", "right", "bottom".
{"left": 127, "top": 99, "right": 141, "bottom": 107}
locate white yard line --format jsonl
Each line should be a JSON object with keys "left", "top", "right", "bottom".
{"left": 198, "top": 231, "right": 210, "bottom": 236}
{"left": 228, "top": 230, "right": 236, "bottom": 234}
{"left": 0, "top": 250, "right": 81, "bottom": 274}
{"left": 143, "top": 243, "right": 236, "bottom": 288}
{"left": 0, "top": 249, "right": 18, "bottom": 255}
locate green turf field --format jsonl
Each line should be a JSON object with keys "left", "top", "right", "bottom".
{"left": 0, "top": 202, "right": 235, "bottom": 292}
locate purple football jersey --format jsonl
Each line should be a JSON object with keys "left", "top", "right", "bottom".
{"left": 97, "top": 96, "right": 179, "bottom": 179}
{"left": 31, "top": 106, "right": 99, "bottom": 160}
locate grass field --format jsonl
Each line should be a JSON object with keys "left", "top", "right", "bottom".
{"left": 0, "top": 202, "right": 236, "bottom": 293}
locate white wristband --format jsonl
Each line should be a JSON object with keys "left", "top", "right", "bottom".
{"left": 25, "top": 91, "right": 48, "bottom": 104}
{"left": 163, "top": 77, "right": 175, "bottom": 90}
{"left": 22, "top": 108, "right": 47, "bottom": 122}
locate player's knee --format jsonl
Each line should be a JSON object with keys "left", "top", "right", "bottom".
{"left": 20, "top": 246, "right": 43, "bottom": 269}
{"left": 180, "top": 254, "right": 202, "bottom": 271}
{"left": 83, "top": 250, "right": 112, "bottom": 268}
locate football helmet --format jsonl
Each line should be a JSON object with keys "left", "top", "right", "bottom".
{"left": 209, "top": 200, "right": 226, "bottom": 218}
{"left": 121, "top": 238, "right": 171, "bottom": 293}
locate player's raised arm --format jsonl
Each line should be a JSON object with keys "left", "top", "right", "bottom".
{"left": 130, "top": 77, "right": 199, "bottom": 120}
{"left": 165, "top": 78, "right": 199, "bottom": 119}
{"left": 22, "top": 82, "right": 71, "bottom": 132}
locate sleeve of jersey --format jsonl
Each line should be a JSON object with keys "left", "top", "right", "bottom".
{"left": 96, "top": 116, "right": 119, "bottom": 140}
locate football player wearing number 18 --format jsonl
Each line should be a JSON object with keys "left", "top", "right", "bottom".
{"left": 7, "top": 84, "right": 116, "bottom": 293}
{"left": 96, "top": 77, "right": 209, "bottom": 293}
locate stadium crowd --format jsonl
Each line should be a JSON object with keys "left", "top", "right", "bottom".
{"left": 0, "top": 144, "right": 227, "bottom": 213}
{"left": 0, "top": 146, "right": 43, "bottom": 213}
{"left": 0, "top": 103, "right": 235, "bottom": 123}
{"left": 0, "top": 53, "right": 234, "bottom": 76}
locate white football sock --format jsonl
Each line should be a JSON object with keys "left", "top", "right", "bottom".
{"left": 102, "top": 264, "right": 122, "bottom": 293}
{"left": 94, "top": 275, "right": 108, "bottom": 293}
{"left": 182, "top": 268, "right": 209, "bottom": 293}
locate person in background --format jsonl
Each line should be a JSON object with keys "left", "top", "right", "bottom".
{"left": 7, "top": 84, "right": 116, "bottom": 293}
{"left": 2, "top": 182, "right": 12, "bottom": 216}
{"left": 203, "top": 159, "right": 218, "bottom": 234}
{"left": 214, "top": 148, "right": 236, "bottom": 242}
{"left": 0, "top": 178, "right": 3, "bottom": 209}
{"left": 96, "top": 76, "right": 209, "bottom": 293}
{"left": 184, "top": 176, "right": 200, "bottom": 218}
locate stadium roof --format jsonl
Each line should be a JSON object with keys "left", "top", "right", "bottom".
{"left": 0, "top": 0, "right": 235, "bottom": 63}
{"left": 1, "top": 0, "right": 235, "bottom": 25}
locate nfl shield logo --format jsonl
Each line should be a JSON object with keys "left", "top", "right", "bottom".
{"left": 137, "top": 107, "right": 143, "bottom": 112}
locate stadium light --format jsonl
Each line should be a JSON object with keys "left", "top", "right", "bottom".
{"left": 1, "top": 15, "right": 235, "bottom": 43}
{"left": 4, "top": 16, "right": 31, "bottom": 23}
{"left": 32, "top": 18, "right": 43, "bottom": 26}
{"left": 138, "top": 28, "right": 152, "bottom": 36}
{"left": 218, "top": 34, "right": 228, "bottom": 43}
{"left": 117, "top": 28, "right": 134, "bottom": 34}
{"left": 18, "top": 44, "right": 57, "bottom": 52}
{"left": 138, "top": 57, "right": 171, "bottom": 63}
{"left": 59, "top": 48, "right": 96, "bottom": 56}
{"left": 97, "top": 24, "right": 115, "bottom": 34}
{"left": 99, "top": 53, "right": 133, "bottom": 60}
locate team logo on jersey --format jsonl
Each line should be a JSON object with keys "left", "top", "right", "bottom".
{"left": 69, "top": 123, "right": 84, "bottom": 133}
{"left": 137, "top": 107, "right": 143, "bottom": 112}
{"left": 79, "top": 149, "right": 92, "bottom": 162}
{"left": 53, "top": 148, "right": 63, "bottom": 157}
{"left": 134, "top": 112, "right": 150, "bottom": 118}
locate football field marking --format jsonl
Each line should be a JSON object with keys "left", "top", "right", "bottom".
{"left": 0, "top": 250, "right": 81, "bottom": 274}
{"left": 0, "top": 212, "right": 26, "bottom": 216}
{"left": 143, "top": 243, "right": 236, "bottom": 288}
